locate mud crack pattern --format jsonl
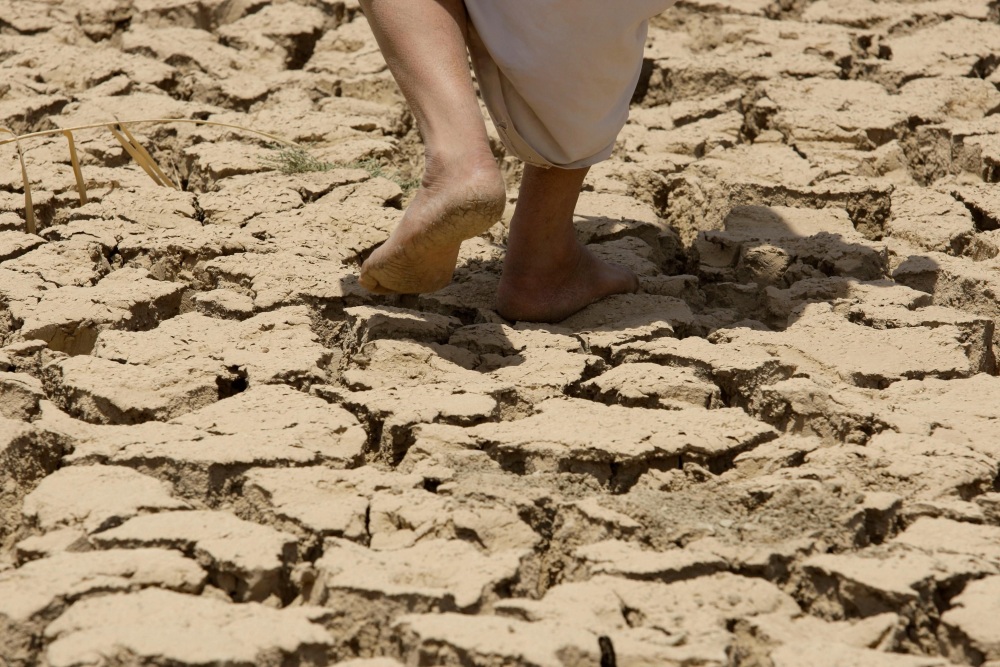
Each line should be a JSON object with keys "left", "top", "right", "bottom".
{"left": 2, "top": 0, "right": 1000, "bottom": 665}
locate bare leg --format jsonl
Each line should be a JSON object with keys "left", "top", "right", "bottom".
{"left": 497, "top": 165, "right": 639, "bottom": 322}
{"left": 357, "top": 0, "right": 505, "bottom": 294}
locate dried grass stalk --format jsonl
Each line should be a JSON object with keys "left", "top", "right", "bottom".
{"left": 0, "top": 118, "right": 297, "bottom": 148}
{"left": 1, "top": 118, "right": 299, "bottom": 234}
{"left": 108, "top": 124, "right": 164, "bottom": 186}
{"left": 1, "top": 128, "right": 36, "bottom": 235}
{"left": 118, "top": 123, "right": 178, "bottom": 189}
{"left": 63, "top": 129, "right": 88, "bottom": 205}
{"left": 15, "top": 137, "right": 35, "bottom": 235}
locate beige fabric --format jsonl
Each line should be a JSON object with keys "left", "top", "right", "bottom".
{"left": 465, "top": 0, "right": 678, "bottom": 169}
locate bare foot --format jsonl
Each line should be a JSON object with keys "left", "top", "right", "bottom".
{"left": 496, "top": 242, "right": 639, "bottom": 323}
{"left": 359, "top": 156, "right": 505, "bottom": 294}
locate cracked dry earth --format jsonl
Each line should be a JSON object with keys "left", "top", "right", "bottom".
{"left": 3, "top": 1, "right": 1000, "bottom": 667}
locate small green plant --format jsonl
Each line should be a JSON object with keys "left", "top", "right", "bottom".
{"left": 343, "top": 157, "right": 420, "bottom": 197}
{"left": 259, "top": 149, "right": 419, "bottom": 196}
{"left": 392, "top": 172, "right": 422, "bottom": 197}
{"left": 260, "top": 145, "right": 336, "bottom": 174}
{"left": 343, "top": 156, "right": 387, "bottom": 178}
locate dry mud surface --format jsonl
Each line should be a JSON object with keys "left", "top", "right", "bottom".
{"left": 3, "top": 0, "right": 1000, "bottom": 665}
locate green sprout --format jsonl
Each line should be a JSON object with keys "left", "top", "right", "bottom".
{"left": 262, "top": 147, "right": 421, "bottom": 196}
{"left": 260, "top": 146, "right": 336, "bottom": 174}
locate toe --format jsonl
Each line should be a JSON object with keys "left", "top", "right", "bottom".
{"left": 358, "top": 269, "right": 378, "bottom": 291}
{"left": 627, "top": 270, "right": 640, "bottom": 293}
{"left": 358, "top": 268, "right": 394, "bottom": 295}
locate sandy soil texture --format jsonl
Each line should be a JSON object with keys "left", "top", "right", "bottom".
{"left": 2, "top": 0, "right": 1000, "bottom": 665}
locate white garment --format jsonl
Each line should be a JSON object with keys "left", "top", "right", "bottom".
{"left": 465, "top": 0, "right": 678, "bottom": 169}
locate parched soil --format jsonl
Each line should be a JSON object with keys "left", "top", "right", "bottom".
{"left": 3, "top": 1, "right": 1000, "bottom": 666}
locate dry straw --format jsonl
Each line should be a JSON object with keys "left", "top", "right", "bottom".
{"left": 1, "top": 119, "right": 299, "bottom": 234}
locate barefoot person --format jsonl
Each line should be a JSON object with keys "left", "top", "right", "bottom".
{"left": 358, "top": 0, "right": 678, "bottom": 322}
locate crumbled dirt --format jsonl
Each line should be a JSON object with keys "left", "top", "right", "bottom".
{"left": 2, "top": 1, "right": 1000, "bottom": 666}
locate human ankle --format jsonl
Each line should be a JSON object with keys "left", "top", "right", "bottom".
{"left": 427, "top": 138, "right": 497, "bottom": 170}
{"left": 502, "top": 233, "right": 583, "bottom": 284}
